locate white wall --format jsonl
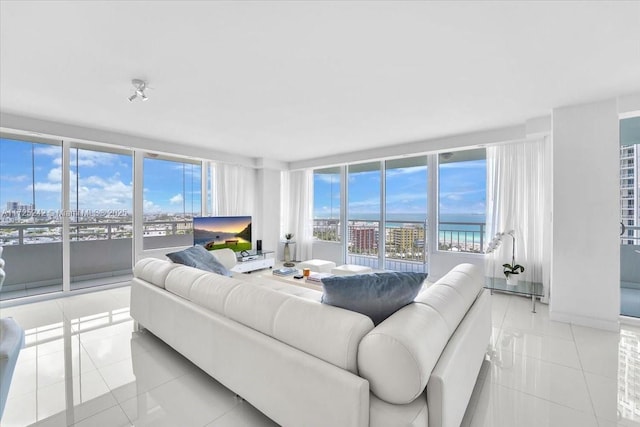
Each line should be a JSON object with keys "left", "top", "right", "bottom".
{"left": 550, "top": 99, "right": 620, "bottom": 331}
{"left": 255, "top": 168, "right": 282, "bottom": 254}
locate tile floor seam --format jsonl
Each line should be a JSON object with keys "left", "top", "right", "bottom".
{"left": 495, "top": 347, "right": 586, "bottom": 374}
{"left": 486, "top": 379, "right": 600, "bottom": 420}
{"left": 570, "top": 323, "right": 601, "bottom": 419}
{"left": 201, "top": 399, "right": 244, "bottom": 427}
{"left": 70, "top": 401, "right": 126, "bottom": 427}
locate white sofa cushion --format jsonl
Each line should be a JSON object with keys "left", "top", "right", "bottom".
{"left": 210, "top": 248, "right": 237, "bottom": 270}
{"left": 358, "top": 263, "right": 483, "bottom": 404}
{"left": 414, "top": 285, "right": 467, "bottom": 334}
{"left": 136, "top": 260, "right": 374, "bottom": 373}
{"left": 133, "top": 258, "right": 180, "bottom": 289}
{"left": 165, "top": 266, "right": 211, "bottom": 300}
{"left": 358, "top": 303, "right": 450, "bottom": 404}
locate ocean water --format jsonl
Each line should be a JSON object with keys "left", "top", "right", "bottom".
{"left": 316, "top": 212, "right": 485, "bottom": 227}
{"left": 315, "top": 212, "right": 486, "bottom": 245}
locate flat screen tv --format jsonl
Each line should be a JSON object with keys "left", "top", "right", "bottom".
{"left": 193, "top": 216, "right": 252, "bottom": 252}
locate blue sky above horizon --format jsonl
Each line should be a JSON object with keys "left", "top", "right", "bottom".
{"left": 0, "top": 138, "right": 201, "bottom": 215}
{"left": 2, "top": 137, "right": 484, "bottom": 219}
{"left": 314, "top": 159, "right": 486, "bottom": 219}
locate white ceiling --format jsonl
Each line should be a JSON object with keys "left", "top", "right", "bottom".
{"left": 1, "top": 1, "right": 639, "bottom": 163}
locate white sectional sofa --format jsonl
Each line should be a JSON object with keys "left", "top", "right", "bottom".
{"left": 130, "top": 260, "right": 490, "bottom": 427}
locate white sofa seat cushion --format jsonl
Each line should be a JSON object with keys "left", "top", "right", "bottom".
{"left": 331, "top": 264, "right": 373, "bottom": 275}
{"left": 298, "top": 259, "right": 337, "bottom": 273}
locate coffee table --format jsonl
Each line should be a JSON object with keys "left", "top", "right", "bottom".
{"left": 248, "top": 268, "right": 323, "bottom": 292}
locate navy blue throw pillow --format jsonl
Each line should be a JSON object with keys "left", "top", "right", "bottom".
{"left": 321, "top": 272, "right": 427, "bottom": 325}
{"left": 166, "top": 245, "right": 232, "bottom": 277}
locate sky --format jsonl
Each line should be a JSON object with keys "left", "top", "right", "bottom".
{"left": 314, "top": 159, "right": 486, "bottom": 219}
{"left": 2, "top": 137, "right": 485, "bottom": 220}
{"left": 0, "top": 138, "right": 201, "bottom": 216}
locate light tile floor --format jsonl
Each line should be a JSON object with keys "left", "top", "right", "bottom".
{"left": 1, "top": 287, "right": 639, "bottom": 426}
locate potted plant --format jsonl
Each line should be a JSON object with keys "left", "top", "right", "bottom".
{"left": 502, "top": 230, "right": 524, "bottom": 286}
{"left": 285, "top": 233, "right": 293, "bottom": 241}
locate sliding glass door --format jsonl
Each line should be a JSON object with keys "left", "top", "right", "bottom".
{"left": 347, "top": 162, "right": 381, "bottom": 269}
{"left": 384, "top": 157, "right": 428, "bottom": 272}
{"left": 0, "top": 136, "right": 63, "bottom": 300}
{"left": 69, "top": 145, "right": 133, "bottom": 290}
{"left": 620, "top": 116, "right": 640, "bottom": 318}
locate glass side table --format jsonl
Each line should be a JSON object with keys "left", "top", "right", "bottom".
{"left": 485, "top": 277, "right": 544, "bottom": 313}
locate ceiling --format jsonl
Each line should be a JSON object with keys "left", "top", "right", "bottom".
{"left": 1, "top": 1, "right": 639, "bottom": 163}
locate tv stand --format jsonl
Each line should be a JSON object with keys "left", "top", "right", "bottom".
{"left": 231, "top": 250, "right": 275, "bottom": 274}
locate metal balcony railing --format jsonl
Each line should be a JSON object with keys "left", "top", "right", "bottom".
{"left": 312, "top": 218, "right": 486, "bottom": 271}
{"left": 0, "top": 220, "right": 194, "bottom": 299}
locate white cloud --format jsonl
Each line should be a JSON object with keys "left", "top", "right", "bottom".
{"left": 0, "top": 174, "right": 28, "bottom": 182}
{"left": 143, "top": 199, "right": 161, "bottom": 213}
{"left": 169, "top": 194, "right": 184, "bottom": 205}
{"left": 33, "top": 145, "right": 61, "bottom": 156}
{"left": 31, "top": 182, "right": 61, "bottom": 192}
{"left": 314, "top": 174, "right": 340, "bottom": 184}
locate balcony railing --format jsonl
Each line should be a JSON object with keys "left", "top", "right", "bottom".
{"left": 0, "top": 220, "right": 193, "bottom": 245}
{"left": 0, "top": 220, "right": 194, "bottom": 300}
{"left": 439, "top": 221, "right": 485, "bottom": 253}
{"left": 313, "top": 218, "right": 486, "bottom": 271}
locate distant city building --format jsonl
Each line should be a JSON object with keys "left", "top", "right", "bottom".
{"left": 5, "top": 201, "right": 34, "bottom": 216}
{"left": 387, "top": 226, "right": 425, "bottom": 251}
{"left": 621, "top": 145, "right": 640, "bottom": 245}
{"left": 350, "top": 226, "right": 376, "bottom": 252}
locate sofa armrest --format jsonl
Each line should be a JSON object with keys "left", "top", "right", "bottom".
{"left": 427, "top": 290, "right": 491, "bottom": 427}
{"left": 210, "top": 248, "right": 237, "bottom": 270}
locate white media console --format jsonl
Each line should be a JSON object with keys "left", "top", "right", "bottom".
{"left": 230, "top": 250, "right": 275, "bottom": 274}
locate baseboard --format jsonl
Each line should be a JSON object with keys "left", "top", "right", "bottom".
{"left": 549, "top": 310, "right": 619, "bottom": 331}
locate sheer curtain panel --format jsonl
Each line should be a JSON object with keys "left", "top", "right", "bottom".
{"left": 211, "top": 163, "right": 256, "bottom": 216}
{"left": 485, "top": 138, "right": 551, "bottom": 299}
{"left": 281, "top": 169, "right": 314, "bottom": 262}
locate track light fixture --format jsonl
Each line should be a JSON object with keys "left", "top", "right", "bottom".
{"left": 128, "top": 79, "right": 149, "bottom": 102}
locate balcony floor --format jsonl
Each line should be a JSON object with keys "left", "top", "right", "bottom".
{"left": 0, "top": 274, "right": 133, "bottom": 302}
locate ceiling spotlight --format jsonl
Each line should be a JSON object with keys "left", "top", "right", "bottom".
{"left": 128, "top": 79, "right": 149, "bottom": 102}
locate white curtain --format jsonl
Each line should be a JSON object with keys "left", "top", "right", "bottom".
{"left": 211, "top": 163, "right": 256, "bottom": 216}
{"left": 281, "top": 169, "right": 314, "bottom": 262}
{"left": 485, "top": 137, "right": 551, "bottom": 298}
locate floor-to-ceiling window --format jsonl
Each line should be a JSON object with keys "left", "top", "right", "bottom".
{"left": 620, "top": 116, "right": 640, "bottom": 318}
{"left": 69, "top": 145, "right": 133, "bottom": 289}
{"left": 142, "top": 156, "right": 202, "bottom": 250}
{"left": 438, "top": 149, "right": 486, "bottom": 253}
{"left": 312, "top": 149, "right": 486, "bottom": 272}
{"left": 384, "top": 156, "right": 428, "bottom": 272}
{"left": 347, "top": 162, "right": 381, "bottom": 269}
{"left": 0, "top": 136, "right": 63, "bottom": 299}
{"left": 313, "top": 166, "right": 341, "bottom": 242}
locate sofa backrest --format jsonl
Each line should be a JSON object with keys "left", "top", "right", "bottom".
{"left": 133, "top": 259, "right": 374, "bottom": 374}
{"left": 357, "top": 263, "right": 483, "bottom": 405}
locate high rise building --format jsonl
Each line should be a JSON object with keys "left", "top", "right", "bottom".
{"left": 621, "top": 145, "right": 640, "bottom": 245}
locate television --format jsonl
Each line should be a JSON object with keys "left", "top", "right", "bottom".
{"left": 193, "top": 216, "right": 252, "bottom": 252}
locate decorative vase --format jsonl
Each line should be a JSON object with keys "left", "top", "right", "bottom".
{"left": 283, "top": 241, "right": 294, "bottom": 267}
{"left": 506, "top": 275, "right": 518, "bottom": 287}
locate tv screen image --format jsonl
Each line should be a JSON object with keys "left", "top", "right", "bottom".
{"left": 193, "top": 216, "right": 252, "bottom": 252}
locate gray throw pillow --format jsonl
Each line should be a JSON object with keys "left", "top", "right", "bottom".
{"left": 166, "top": 245, "right": 232, "bottom": 277}
{"left": 321, "top": 272, "right": 427, "bottom": 325}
